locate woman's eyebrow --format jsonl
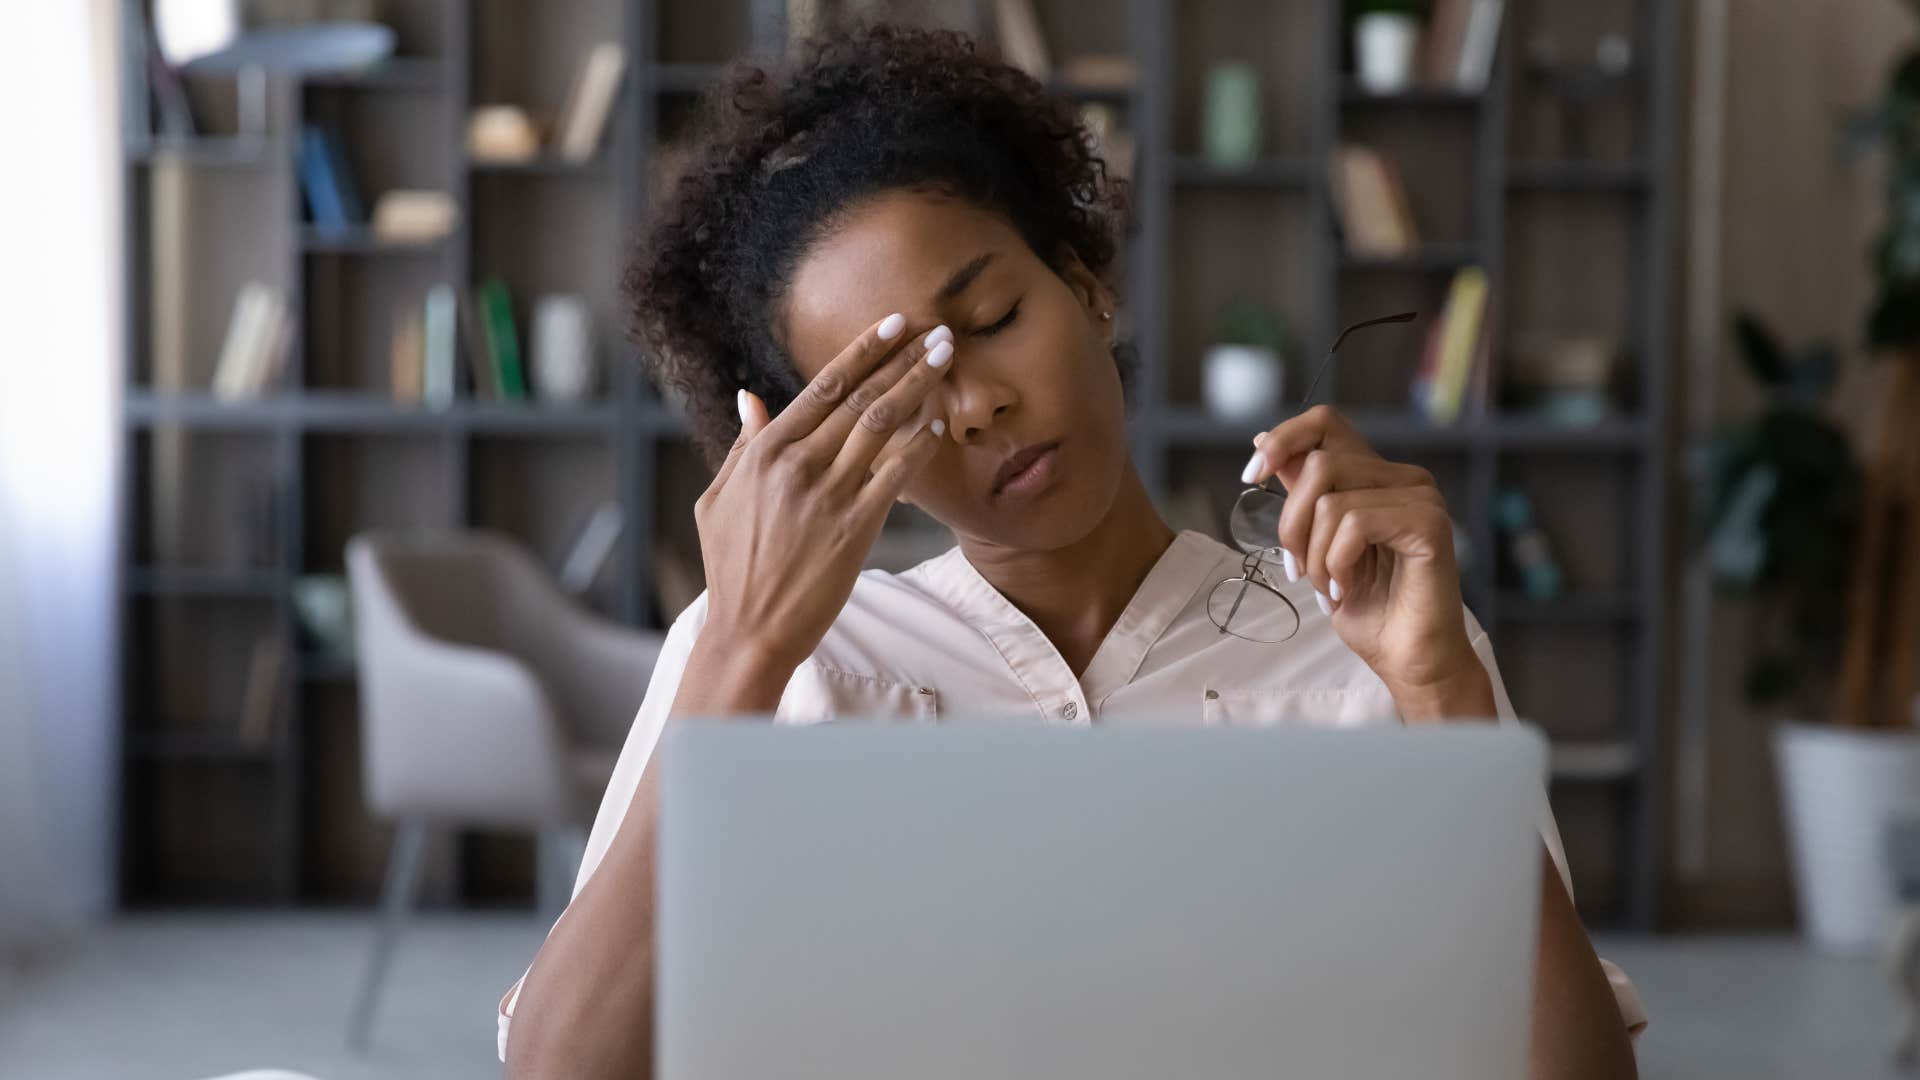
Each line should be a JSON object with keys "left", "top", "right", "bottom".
{"left": 934, "top": 252, "right": 996, "bottom": 302}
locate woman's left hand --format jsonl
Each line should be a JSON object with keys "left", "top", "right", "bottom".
{"left": 1242, "top": 405, "right": 1484, "bottom": 713}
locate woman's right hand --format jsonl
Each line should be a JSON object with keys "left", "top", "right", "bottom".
{"left": 693, "top": 313, "right": 956, "bottom": 670}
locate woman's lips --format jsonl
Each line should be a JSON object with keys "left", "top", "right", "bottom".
{"left": 993, "top": 441, "right": 1060, "bottom": 499}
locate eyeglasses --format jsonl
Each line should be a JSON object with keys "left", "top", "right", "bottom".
{"left": 1207, "top": 312, "right": 1419, "bottom": 643}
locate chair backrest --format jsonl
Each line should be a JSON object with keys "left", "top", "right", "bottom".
{"left": 346, "top": 531, "right": 572, "bottom": 825}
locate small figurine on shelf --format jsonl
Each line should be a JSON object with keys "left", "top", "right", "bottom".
{"left": 1203, "top": 301, "right": 1288, "bottom": 422}
{"left": 1493, "top": 488, "right": 1565, "bottom": 601}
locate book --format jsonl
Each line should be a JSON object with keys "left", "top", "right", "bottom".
{"left": 463, "top": 287, "right": 498, "bottom": 399}
{"left": 1425, "top": 266, "right": 1490, "bottom": 425}
{"left": 479, "top": 279, "right": 528, "bottom": 400}
{"left": 1423, "top": 0, "right": 1474, "bottom": 87}
{"left": 236, "top": 633, "right": 287, "bottom": 748}
{"left": 390, "top": 303, "right": 424, "bottom": 405}
{"left": 1330, "top": 145, "right": 1418, "bottom": 256}
{"left": 1455, "top": 0, "right": 1506, "bottom": 92}
{"left": 423, "top": 285, "right": 457, "bottom": 411}
{"left": 212, "top": 284, "right": 290, "bottom": 401}
{"left": 298, "top": 125, "right": 364, "bottom": 231}
{"left": 994, "top": 0, "right": 1051, "bottom": 81}
{"left": 554, "top": 44, "right": 627, "bottom": 162}
{"left": 559, "top": 502, "right": 626, "bottom": 595}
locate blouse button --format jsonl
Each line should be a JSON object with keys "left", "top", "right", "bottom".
{"left": 1205, "top": 689, "right": 1219, "bottom": 700}
{"left": 1062, "top": 701, "right": 1079, "bottom": 720}
{"left": 917, "top": 687, "right": 933, "bottom": 695}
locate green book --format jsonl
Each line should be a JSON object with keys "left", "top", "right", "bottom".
{"left": 479, "top": 279, "right": 527, "bottom": 400}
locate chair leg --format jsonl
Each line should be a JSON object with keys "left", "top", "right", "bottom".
{"left": 347, "top": 817, "right": 430, "bottom": 1051}
{"left": 536, "top": 825, "right": 587, "bottom": 922}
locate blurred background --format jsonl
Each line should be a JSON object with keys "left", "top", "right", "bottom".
{"left": 2, "top": 0, "right": 1919, "bottom": 1077}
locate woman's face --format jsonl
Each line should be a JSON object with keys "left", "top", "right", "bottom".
{"left": 779, "top": 189, "right": 1128, "bottom": 552}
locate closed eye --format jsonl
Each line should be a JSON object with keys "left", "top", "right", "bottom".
{"left": 972, "top": 299, "right": 1021, "bottom": 337}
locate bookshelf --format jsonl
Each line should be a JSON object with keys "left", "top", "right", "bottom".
{"left": 118, "top": 0, "right": 1676, "bottom": 927}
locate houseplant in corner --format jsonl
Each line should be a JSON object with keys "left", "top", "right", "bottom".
{"left": 1697, "top": 313, "right": 1901, "bottom": 951}
{"left": 1202, "top": 300, "right": 1287, "bottom": 423}
{"left": 1764, "top": 20, "right": 1920, "bottom": 952}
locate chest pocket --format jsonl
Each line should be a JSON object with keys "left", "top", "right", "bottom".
{"left": 786, "top": 664, "right": 941, "bottom": 725}
{"left": 1200, "top": 686, "right": 1397, "bottom": 728}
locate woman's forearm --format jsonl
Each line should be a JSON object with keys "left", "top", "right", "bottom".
{"left": 505, "top": 635, "right": 795, "bottom": 1079}
{"left": 1528, "top": 851, "right": 1637, "bottom": 1078}
{"left": 1388, "top": 656, "right": 1635, "bottom": 1077}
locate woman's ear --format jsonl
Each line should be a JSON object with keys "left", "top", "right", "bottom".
{"left": 1055, "top": 246, "right": 1113, "bottom": 332}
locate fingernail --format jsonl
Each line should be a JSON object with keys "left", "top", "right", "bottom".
{"left": 877, "top": 313, "right": 905, "bottom": 340}
{"left": 1253, "top": 431, "right": 1267, "bottom": 445}
{"left": 931, "top": 418, "right": 946, "bottom": 436}
{"left": 736, "top": 388, "right": 751, "bottom": 423}
{"left": 925, "top": 325, "right": 953, "bottom": 348}
{"left": 926, "top": 340, "right": 954, "bottom": 367}
{"left": 1329, "top": 579, "right": 1343, "bottom": 603}
{"left": 1240, "top": 450, "right": 1265, "bottom": 485}
{"left": 1315, "top": 591, "right": 1332, "bottom": 617}
{"left": 1282, "top": 549, "right": 1300, "bottom": 583}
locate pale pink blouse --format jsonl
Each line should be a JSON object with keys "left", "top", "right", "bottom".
{"left": 498, "top": 529, "right": 1647, "bottom": 1061}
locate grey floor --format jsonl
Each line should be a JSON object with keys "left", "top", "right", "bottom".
{"left": 0, "top": 915, "right": 1910, "bottom": 1079}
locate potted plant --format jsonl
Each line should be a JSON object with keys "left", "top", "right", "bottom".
{"left": 1755, "top": 22, "right": 1920, "bottom": 952}
{"left": 1203, "top": 301, "right": 1287, "bottom": 422}
{"left": 1353, "top": 0, "right": 1427, "bottom": 95}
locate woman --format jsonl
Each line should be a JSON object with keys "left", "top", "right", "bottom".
{"left": 503, "top": 24, "right": 1643, "bottom": 1078}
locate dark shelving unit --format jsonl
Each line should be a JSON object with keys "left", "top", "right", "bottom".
{"left": 118, "top": 0, "right": 1675, "bottom": 926}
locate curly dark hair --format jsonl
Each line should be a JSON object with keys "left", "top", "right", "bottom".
{"left": 625, "top": 22, "right": 1133, "bottom": 468}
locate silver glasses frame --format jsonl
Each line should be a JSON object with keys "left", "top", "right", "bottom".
{"left": 1208, "top": 312, "right": 1419, "bottom": 643}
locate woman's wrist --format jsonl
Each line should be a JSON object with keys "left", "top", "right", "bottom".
{"left": 1386, "top": 646, "right": 1497, "bottom": 725}
{"left": 673, "top": 631, "right": 801, "bottom": 717}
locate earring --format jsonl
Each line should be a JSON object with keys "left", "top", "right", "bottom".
{"left": 1100, "top": 311, "right": 1112, "bottom": 321}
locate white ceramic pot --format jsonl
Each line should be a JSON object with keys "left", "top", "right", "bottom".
{"left": 1775, "top": 722, "right": 1920, "bottom": 952}
{"left": 1203, "top": 344, "right": 1284, "bottom": 422}
{"left": 1354, "top": 13, "right": 1422, "bottom": 95}
{"left": 530, "top": 294, "right": 598, "bottom": 404}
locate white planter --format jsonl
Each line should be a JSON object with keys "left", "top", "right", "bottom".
{"left": 1203, "top": 345, "right": 1284, "bottom": 422}
{"left": 1354, "top": 13, "right": 1422, "bottom": 95}
{"left": 1775, "top": 722, "right": 1920, "bottom": 952}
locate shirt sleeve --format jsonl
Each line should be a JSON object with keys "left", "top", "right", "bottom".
{"left": 1468, "top": 618, "right": 1649, "bottom": 1041}
{"left": 497, "top": 592, "right": 710, "bottom": 1063}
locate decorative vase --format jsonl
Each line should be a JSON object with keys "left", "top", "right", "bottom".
{"left": 1203, "top": 344, "right": 1284, "bottom": 422}
{"left": 1775, "top": 722, "right": 1920, "bottom": 952}
{"left": 530, "top": 294, "right": 598, "bottom": 404}
{"left": 1201, "top": 62, "right": 1262, "bottom": 167}
{"left": 1355, "top": 13, "right": 1422, "bottom": 95}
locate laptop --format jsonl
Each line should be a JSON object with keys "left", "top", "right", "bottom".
{"left": 657, "top": 723, "right": 1547, "bottom": 1080}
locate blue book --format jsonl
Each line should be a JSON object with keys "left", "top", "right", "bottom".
{"left": 298, "top": 125, "right": 365, "bottom": 232}
{"left": 299, "top": 125, "right": 347, "bottom": 231}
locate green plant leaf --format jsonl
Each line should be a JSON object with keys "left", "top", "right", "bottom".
{"left": 1733, "top": 311, "right": 1793, "bottom": 386}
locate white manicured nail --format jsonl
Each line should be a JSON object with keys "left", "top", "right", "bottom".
{"left": 1315, "top": 591, "right": 1332, "bottom": 617}
{"left": 931, "top": 418, "right": 946, "bottom": 436}
{"left": 736, "top": 388, "right": 751, "bottom": 423}
{"left": 1282, "top": 549, "right": 1300, "bottom": 583}
{"left": 925, "top": 325, "right": 953, "bottom": 348}
{"left": 926, "top": 340, "right": 954, "bottom": 367}
{"left": 1240, "top": 450, "right": 1266, "bottom": 485}
{"left": 1329, "top": 579, "right": 1343, "bottom": 603}
{"left": 877, "top": 313, "right": 906, "bottom": 340}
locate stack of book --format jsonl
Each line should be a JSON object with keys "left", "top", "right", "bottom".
{"left": 387, "top": 280, "right": 534, "bottom": 406}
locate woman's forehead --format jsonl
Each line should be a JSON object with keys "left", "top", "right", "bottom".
{"left": 782, "top": 191, "right": 1023, "bottom": 371}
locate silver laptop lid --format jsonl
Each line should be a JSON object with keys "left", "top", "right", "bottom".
{"left": 659, "top": 724, "right": 1546, "bottom": 1080}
